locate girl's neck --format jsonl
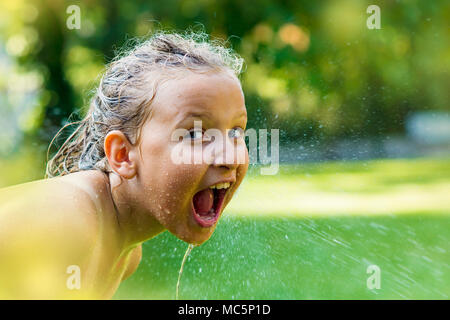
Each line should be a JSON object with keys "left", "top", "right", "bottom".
{"left": 104, "top": 171, "right": 165, "bottom": 249}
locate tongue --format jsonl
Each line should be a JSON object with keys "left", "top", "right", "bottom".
{"left": 193, "top": 188, "right": 214, "bottom": 216}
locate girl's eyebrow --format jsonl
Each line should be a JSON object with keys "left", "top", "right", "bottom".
{"left": 185, "top": 110, "right": 213, "bottom": 120}
{"left": 185, "top": 111, "right": 213, "bottom": 119}
{"left": 174, "top": 110, "right": 213, "bottom": 127}
{"left": 175, "top": 108, "right": 247, "bottom": 126}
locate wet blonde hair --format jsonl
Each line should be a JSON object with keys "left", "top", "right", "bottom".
{"left": 46, "top": 30, "right": 244, "bottom": 178}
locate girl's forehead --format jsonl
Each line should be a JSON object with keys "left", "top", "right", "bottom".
{"left": 152, "top": 71, "right": 245, "bottom": 120}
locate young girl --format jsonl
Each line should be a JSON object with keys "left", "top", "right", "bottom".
{"left": 0, "top": 31, "right": 249, "bottom": 299}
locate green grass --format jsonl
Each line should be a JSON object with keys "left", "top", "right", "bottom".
{"left": 227, "top": 157, "right": 450, "bottom": 217}
{"left": 114, "top": 157, "right": 450, "bottom": 299}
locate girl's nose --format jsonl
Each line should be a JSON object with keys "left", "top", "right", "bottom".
{"left": 212, "top": 135, "right": 243, "bottom": 171}
{"left": 213, "top": 156, "right": 239, "bottom": 171}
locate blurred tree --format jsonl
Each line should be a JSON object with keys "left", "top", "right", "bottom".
{"left": 0, "top": 0, "right": 448, "bottom": 152}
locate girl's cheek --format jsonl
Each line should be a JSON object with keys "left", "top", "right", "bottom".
{"left": 236, "top": 143, "right": 249, "bottom": 168}
{"left": 167, "top": 142, "right": 203, "bottom": 166}
{"left": 238, "top": 151, "right": 249, "bottom": 178}
{"left": 166, "top": 164, "right": 204, "bottom": 194}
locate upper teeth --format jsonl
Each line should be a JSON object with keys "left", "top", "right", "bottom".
{"left": 209, "top": 182, "right": 230, "bottom": 189}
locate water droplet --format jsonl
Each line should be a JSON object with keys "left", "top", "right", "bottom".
{"left": 176, "top": 244, "right": 195, "bottom": 300}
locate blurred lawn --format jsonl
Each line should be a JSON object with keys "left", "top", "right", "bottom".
{"left": 114, "top": 158, "right": 450, "bottom": 299}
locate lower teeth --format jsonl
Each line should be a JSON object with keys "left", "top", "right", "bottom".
{"left": 199, "top": 208, "right": 215, "bottom": 217}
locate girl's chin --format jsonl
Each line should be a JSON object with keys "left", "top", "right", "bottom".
{"left": 157, "top": 214, "right": 215, "bottom": 246}
{"left": 174, "top": 228, "right": 215, "bottom": 246}
{"left": 178, "top": 216, "right": 217, "bottom": 245}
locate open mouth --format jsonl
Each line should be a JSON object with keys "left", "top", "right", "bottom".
{"left": 191, "top": 182, "right": 231, "bottom": 228}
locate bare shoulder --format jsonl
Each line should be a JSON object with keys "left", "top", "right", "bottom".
{"left": 0, "top": 172, "right": 110, "bottom": 298}
{"left": 0, "top": 171, "right": 108, "bottom": 255}
{"left": 0, "top": 172, "right": 102, "bottom": 224}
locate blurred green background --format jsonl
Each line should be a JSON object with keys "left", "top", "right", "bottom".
{"left": 0, "top": 0, "right": 449, "bottom": 299}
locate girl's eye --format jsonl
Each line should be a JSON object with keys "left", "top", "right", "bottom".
{"left": 228, "top": 127, "right": 245, "bottom": 139}
{"left": 184, "top": 129, "right": 204, "bottom": 140}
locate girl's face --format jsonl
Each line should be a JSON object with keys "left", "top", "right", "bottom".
{"left": 134, "top": 70, "right": 248, "bottom": 244}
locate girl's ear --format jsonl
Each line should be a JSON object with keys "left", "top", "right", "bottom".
{"left": 104, "top": 130, "right": 137, "bottom": 179}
